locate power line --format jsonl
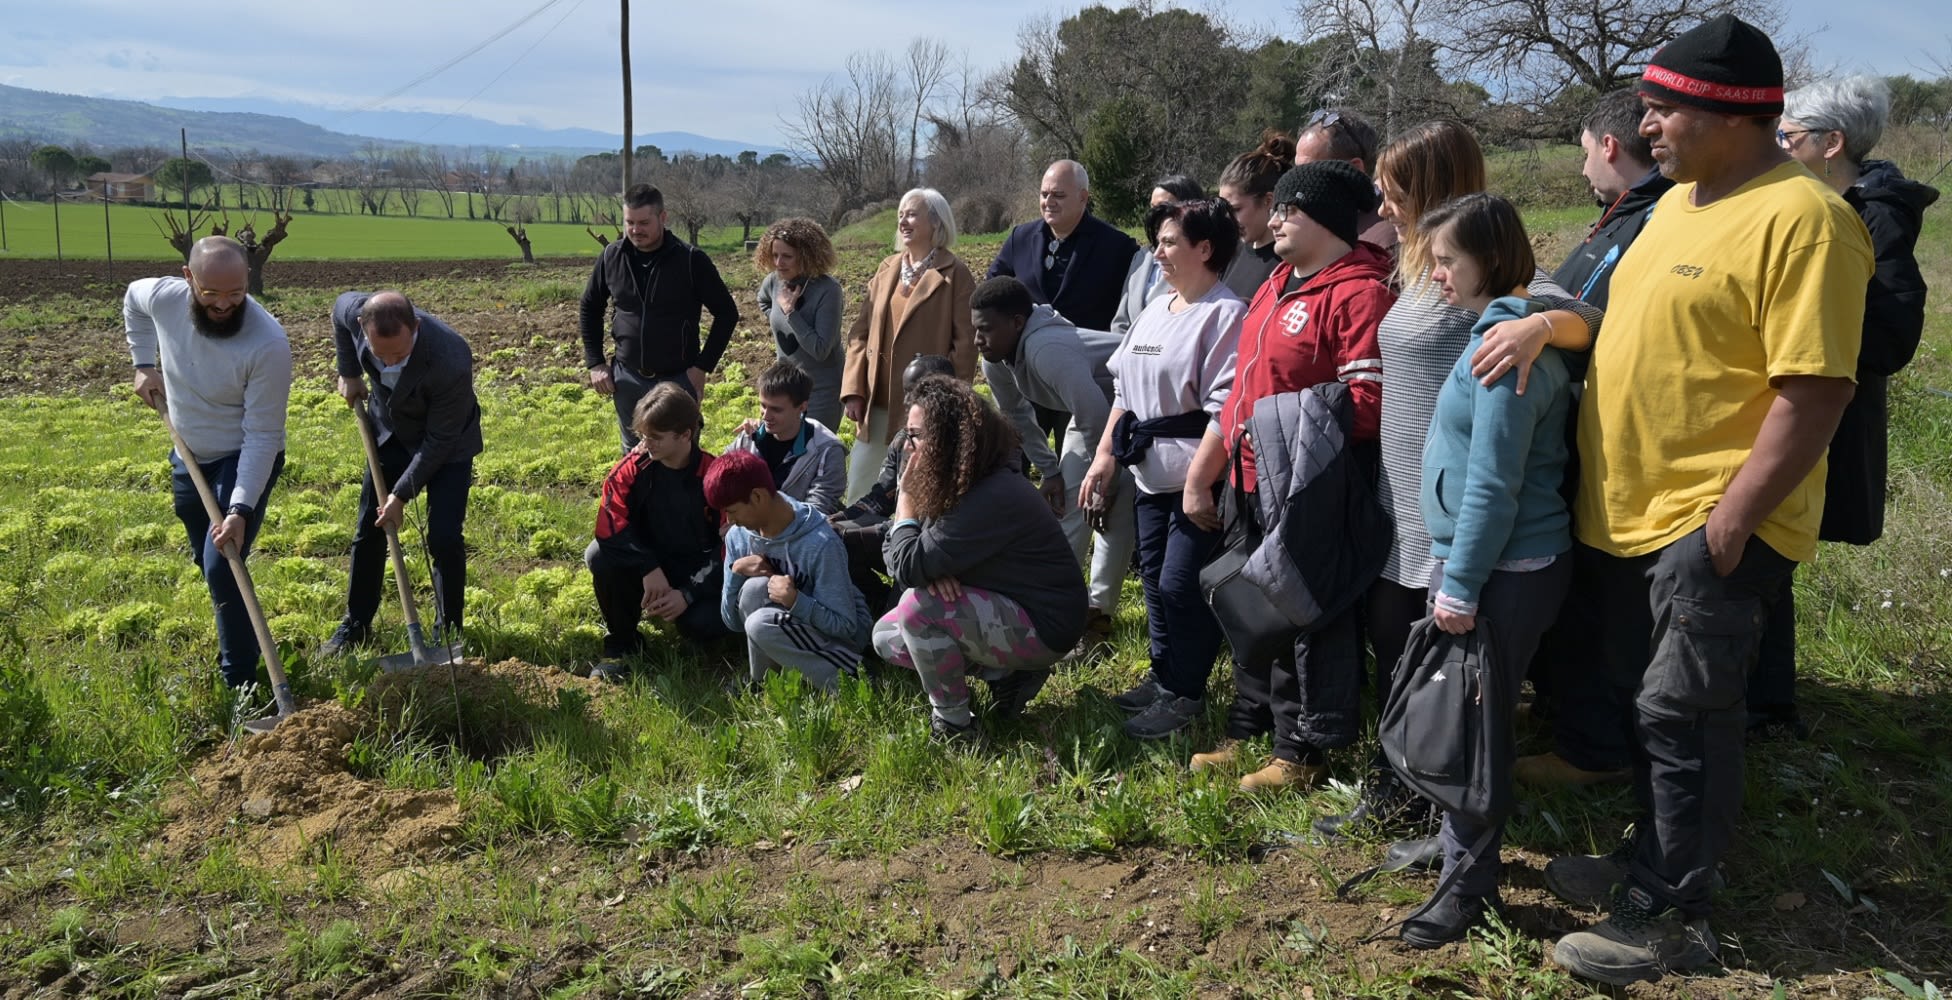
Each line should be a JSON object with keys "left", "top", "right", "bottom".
{"left": 410, "top": 0, "right": 590, "bottom": 144}
{"left": 327, "top": 0, "right": 571, "bottom": 126}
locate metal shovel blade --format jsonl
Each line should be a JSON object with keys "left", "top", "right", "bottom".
{"left": 241, "top": 711, "right": 287, "bottom": 735}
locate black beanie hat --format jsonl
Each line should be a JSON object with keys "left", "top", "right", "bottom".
{"left": 1639, "top": 14, "right": 1783, "bottom": 115}
{"left": 1272, "top": 160, "right": 1376, "bottom": 247}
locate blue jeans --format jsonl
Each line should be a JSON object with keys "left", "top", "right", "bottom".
{"left": 1132, "top": 488, "right": 1225, "bottom": 700}
{"left": 171, "top": 450, "right": 285, "bottom": 688}
{"left": 346, "top": 437, "right": 472, "bottom": 632}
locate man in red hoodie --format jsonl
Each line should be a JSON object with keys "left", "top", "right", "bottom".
{"left": 1175, "top": 159, "right": 1396, "bottom": 784}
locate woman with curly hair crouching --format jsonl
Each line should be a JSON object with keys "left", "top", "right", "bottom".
{"left": 873, "top": 376, "right": 1088, "bottom": 745}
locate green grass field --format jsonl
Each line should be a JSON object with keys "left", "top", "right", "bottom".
{"left": 0, "top": 198, "right": 1947, "bottom": 997}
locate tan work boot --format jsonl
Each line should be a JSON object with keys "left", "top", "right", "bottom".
{"left": 1515, "top": 752, "right": 1630, "bottom": 788}
{"left": 1189, "top": 739, "right": 1241, "bottom": 772}
{"left": 1239, "top": 757, "right": 1326, "bottom": 793}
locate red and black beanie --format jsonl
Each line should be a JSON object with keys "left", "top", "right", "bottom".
{"left": 1639, "top": 14, "right": 1784, "bottom": 116}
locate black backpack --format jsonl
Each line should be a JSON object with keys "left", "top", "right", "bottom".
{"left": 1339, "top": 615, "right": 1513, "bottom": 933}
{"left": 1380, "top": 615, "right": 1514, "bottom": 827}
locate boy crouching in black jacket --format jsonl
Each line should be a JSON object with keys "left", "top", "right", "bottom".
{"left": 586, "top": 383, "right": 732, "bottom": 681}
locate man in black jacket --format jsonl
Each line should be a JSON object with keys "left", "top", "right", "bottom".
{"left": 322, "top": 290, "right": 483, "bottom": 655}
{"left": 1552, "top": 89, "right": 1676, "bottom": 311}
{"left": 581, "top": 183, "right": 740, "bottom": 450}
{"left": 1518, "top": 88, "right": 1677, "bottom": 790}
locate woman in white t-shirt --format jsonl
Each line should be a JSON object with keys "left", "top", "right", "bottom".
{"left": 1082, "top": 198, "right": 1245, "bottom": 744}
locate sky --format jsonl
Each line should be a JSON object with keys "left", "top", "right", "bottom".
{"left": 0, "top": 0, "right": 1942, "bottom": 148}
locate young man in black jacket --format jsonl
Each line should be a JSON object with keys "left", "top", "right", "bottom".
{"left": 1551, "top": 89, "right": 1676, "bottom": 311}
{"left": 585, "top": 383, "right": 732, "bottom": 681}
{"left": 580, "top": 183, "right": 740, "bottom": 451}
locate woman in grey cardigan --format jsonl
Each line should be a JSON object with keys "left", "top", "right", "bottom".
{"left": 755, "top": 218, "right": 845, "bottom": 430}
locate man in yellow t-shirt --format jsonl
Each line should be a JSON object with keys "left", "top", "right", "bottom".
{"left": 1547, "top": 15, "right": 1872, "bottom": 989}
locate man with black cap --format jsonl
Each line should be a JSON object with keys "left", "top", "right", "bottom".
{"left": 1175, "top": 161, "right": 1395, "bottom": 762}
{"left": 1545, "top": 15, "right": 1872, "bottom": 986}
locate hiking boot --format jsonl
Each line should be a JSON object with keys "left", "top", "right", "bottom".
{"left": 1239, "top": 757, "right": 1326, "bottom": 794}
{"left": 1552, "top": 883, "right": 1718, "bottom": 985}
{"left": 1383, "top": 836, "right": 1443, "bottom": 873}
{"left": 317, "top": 618, "right": 371, "bottom": 658}
{"left": 1515, "top": 751, "right": 1630, "bottom": 788}
{"left": 1402, "top": 887, "right": 1499, "bottom": 950}
{"left": 1110, "top": 673, "right": 1165, "bottom": 714}
{"left": 1189, "top": 739, "right": 1242, "bottom": 773}
{"left": 988, "top": 668, "right": 1053, "bottom": 721}
{"left": 1122, "top": 692, "right": 1203, "bottom": 740}
{"left": 1314, "top": 772, "right": 1435, "bottom": 840}
{"left": 929, "top": 713, "right": 985, "bottom": 750}
{"left": 590, "top": 659, "right": 633, "bottom": 684}
{"left": 1547, "top": 837, "right": 1728, "bottom": 910}
{"left": 1061, "top": 609, "right": 1117, "bottom": 664}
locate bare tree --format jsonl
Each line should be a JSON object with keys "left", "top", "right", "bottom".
{"left": 902, "top": 38, "right": 953, "bottom": 190}
{"left": 1438, "top": 0, "right": 1790, "bottom": 113}
{"left": 656, "top": 154, "right": 727, "bottom": 245}
{"left": 420, "top": 148, "right": 457, "bottom": 218}
{"left": 392, "top": 147, "right": 426, "bottom": 217}
{"left": 354, "top": 143, "right": 391, "bottom": 215}
{"left": 260, "top": 156, "right": 306, "bottom": 212}
{"left": 782, "top": 49, "right": 905, "bottom": 228}
{"left": 1295, "top": 0, "right": 1458, "bottom": 136}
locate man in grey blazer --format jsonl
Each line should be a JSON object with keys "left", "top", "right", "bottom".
{"left": 322, "top": 290, "right": 483, "bottom": 655}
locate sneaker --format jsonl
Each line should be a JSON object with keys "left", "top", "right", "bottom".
{"left": 1515, "top": 751, "right": 1630, "bottom": 788}
{"left": 929, "top": 714, "right": 985, "bottom": 750}
{"left": 1109, "top": 673, "right": 1164, "bottom": 714}
{"left": 1122, "top": 693, "right": 1203, "bottom": 740}
{"left": 1189, "top": 739, "right": 1241, "bottom": 772}
{"left": 1552, "top": 883, "right": 1718, "bottom": 985}
{"left": 1314, "top": 770, "right": 1436, "bottom": 840}
{"left": 988, "top": 668, "right": 1053, "bottom": 721}
{"left": 1401, "top": 888, "right": 1498, "bottom": 950}
{"left": 1547, "top": 836, "right": 1729, "bottom": 910}
{"left": 590, "top": 660, "right": 632, "bottom": 684}
{"left": 317, "top": 618, "right": 371, "bottom": 658}
{"left": 1239, "top": 757, "right": 1326, "bottom": 794}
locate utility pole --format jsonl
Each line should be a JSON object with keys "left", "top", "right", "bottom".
{"left": 103, "top": 190, "right": 114, "bottom": 284}
{"left": 180, "top": 128, "right": 191, "bottom": 234}
{"left": 620, "top": 0, "right": 633, "bottom": 193}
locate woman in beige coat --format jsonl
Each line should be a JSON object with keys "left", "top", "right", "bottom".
{"left": 842, "top": 187, "right": 978, "bottom": 501}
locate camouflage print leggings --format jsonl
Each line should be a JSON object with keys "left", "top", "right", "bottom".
{"left": 872, "top": 586, "right": 1058, "bottom": 726}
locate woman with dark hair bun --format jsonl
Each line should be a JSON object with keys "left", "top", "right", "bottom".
{"left": 1111, "top": 175, "right": 1211, "bottom": 337}
{"left": 1219, "top": 131, "right": 1297, "bottom": 300}
{"left": 1083, "top": 198, "right": 1245, "bottom": 743}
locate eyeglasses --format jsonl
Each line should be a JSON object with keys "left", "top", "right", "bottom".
{"left": 1271, "top": 203, "right": 1296, "bottom": 224}
{"left": 1775, "top": 128, "right": 1817, "bottom": 147}
{"left": 902, "top": 428, "right": 926, "bottom": 447}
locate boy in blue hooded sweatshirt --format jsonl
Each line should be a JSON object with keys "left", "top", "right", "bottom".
{"left": 707, "top": 450, "right": 872, "bottom": 690}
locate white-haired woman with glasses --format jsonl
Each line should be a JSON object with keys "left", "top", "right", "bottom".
{"left": 841, "top": 188, "right": 978, "bottom": 502}
{"left": 1752, "top": 75, "right": 1939, "bottom": 735}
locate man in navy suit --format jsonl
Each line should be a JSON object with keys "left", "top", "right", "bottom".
{"left": 321, "top": 290, "right": 483, "bottom": 655}
{"left": 988, "top": 160, "right": 1140, "bottom": 445}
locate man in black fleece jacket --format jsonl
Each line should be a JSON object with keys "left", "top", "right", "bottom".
{"left": 581, "top": 183, "right": 739, "bottom": 451}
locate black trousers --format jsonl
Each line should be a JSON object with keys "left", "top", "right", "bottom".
{"left": 1586, "top": 528, "right": 1795, "bottom": 917}
{"left": 346, "top": 438, "right": 471, "bottom": 633}
{"left": 1225, "top": 600, "right": 1363, "bottom": 763}
{"left": 584, "top": 540, "right": 730, "bottom": 656}
{"left": 1545, "top": 546, "right": 1634, "bottom": 771}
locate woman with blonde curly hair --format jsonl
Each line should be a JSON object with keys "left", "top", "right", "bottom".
{"left": 754, "top": 218, "right": 845, "bottom": 429}
{"left": 873, "top": 376, "right": 1087, "bottom": 745}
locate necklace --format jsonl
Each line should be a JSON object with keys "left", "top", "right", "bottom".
{"left": 899, "top": 249, "right": 936, "bottom": 290}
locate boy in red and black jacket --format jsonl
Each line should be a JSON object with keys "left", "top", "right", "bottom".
{"left": 585, "top": 382, "right": 732, "bottom": 680}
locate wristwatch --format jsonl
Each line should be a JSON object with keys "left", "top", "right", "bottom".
{"left": 226, "top": 503, "right": 253, "bottom": 519}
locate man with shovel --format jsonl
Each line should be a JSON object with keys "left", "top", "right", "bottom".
{"left": 126, "top": 236, "right": 293, "bottom": 690}
{"left": 320, "top": 290, "right": 482, "bottom": 657}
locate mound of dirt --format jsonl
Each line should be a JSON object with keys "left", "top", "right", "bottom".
{"left": 158, "top": 657, "right": 606, "bottom": 872}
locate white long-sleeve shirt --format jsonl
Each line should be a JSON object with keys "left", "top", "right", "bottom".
{"left": 125, "top": 277, "right": 292, "bottom": 508}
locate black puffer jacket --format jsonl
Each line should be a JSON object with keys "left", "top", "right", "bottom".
{"left": 1550, "top": 166, "right": 1674, "bottom": 313}
{"left": 1822, "top": 159, "right": 1938, "bottom": 545}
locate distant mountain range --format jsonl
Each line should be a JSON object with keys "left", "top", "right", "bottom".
{"left": 0, "top": 85, "right": 782, "bottom": 161}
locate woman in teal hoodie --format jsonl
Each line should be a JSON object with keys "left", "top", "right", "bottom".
{"left": 1402, "top": 193, "right": 1576, "bottom": 948}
